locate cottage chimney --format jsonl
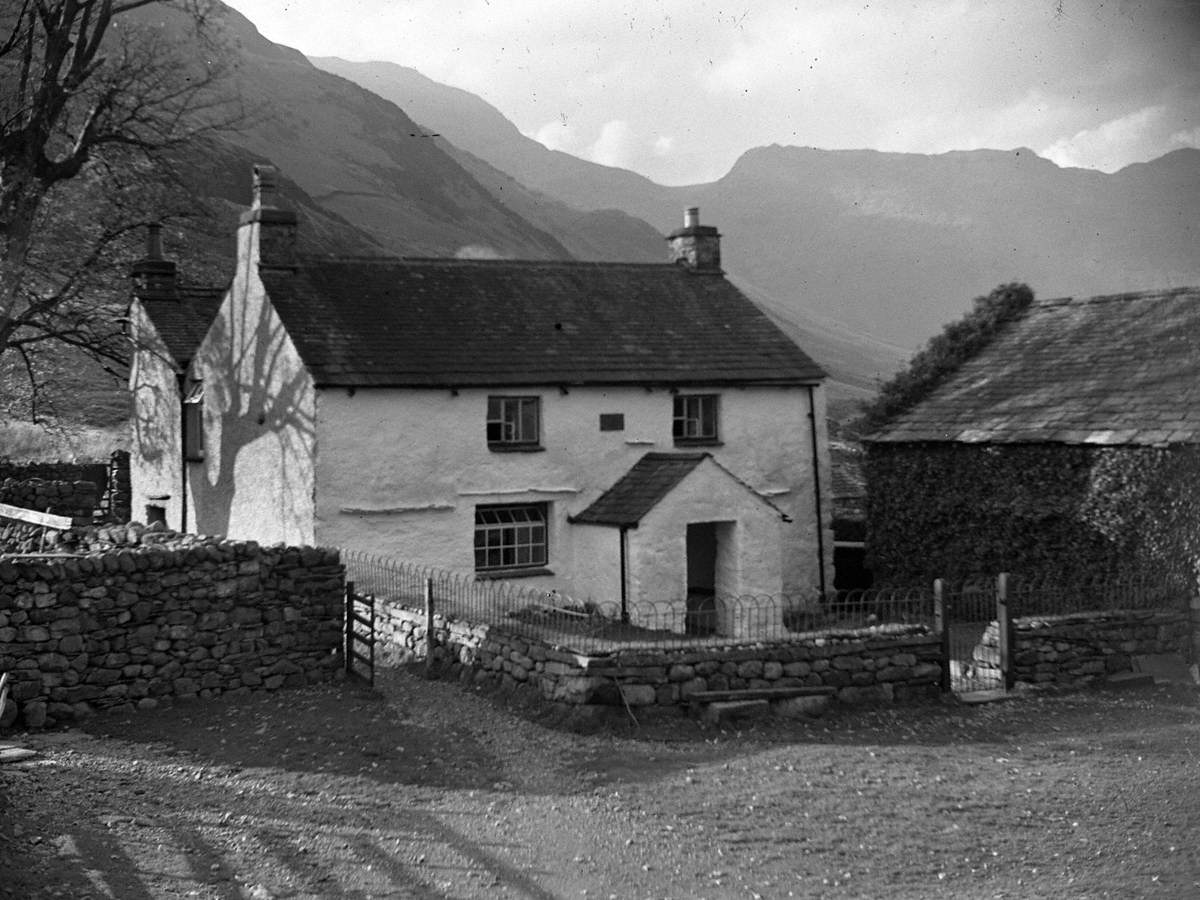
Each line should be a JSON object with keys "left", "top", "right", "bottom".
{"left": 130, "top": 223, "right": 178, "bottom": 299}
{"left": 667, "top": 206, "right": 722, "bottom": 272}
{"left": 238, "top": 164, "right": 297, "bottom": 270}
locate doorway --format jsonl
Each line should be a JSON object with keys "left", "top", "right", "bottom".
{"left": 686, "top": 522, "right": 718, "bottom": 634}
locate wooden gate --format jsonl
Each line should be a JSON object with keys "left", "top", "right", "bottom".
{"left": 344, "top": 581, "right": 375, "bottom": 686}
{"left": 936, "top": 575, "right": 1013, "bottom": 695}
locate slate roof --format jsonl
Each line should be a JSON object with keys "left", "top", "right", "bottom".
{"left": 869, "top": 287, "right": 1200, "bottom": 446}
{"left": 570, "top": 452, "right": 783, "bottom": 527}
{"left": 260, "top": 257, "right": 826, "bottom": 387}
{"left": 830, "top": 442, "right": 866, "bottom": 524}
{"left": 139, "top": 285, "right": 227, "bottom": 368}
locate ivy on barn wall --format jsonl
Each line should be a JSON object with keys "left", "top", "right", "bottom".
{"left": 855, "top": 283, "right": 1034, "bottom": 435}
{"left": 863, "top": 442, "right": 1200, "bottom": 586}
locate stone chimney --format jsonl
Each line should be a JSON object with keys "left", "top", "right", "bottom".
{"left": 130, "top": 223, "right": 178, "bottom": 299}
{"left": 667, "top": 207, "right": 721, "bottom": 272}
{"left": 238, "top": 164, "right": 297, "bottom": 270}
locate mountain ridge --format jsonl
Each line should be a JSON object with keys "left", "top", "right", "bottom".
{"left": 310, "top": 55, "right": 1200, "bottom": 364}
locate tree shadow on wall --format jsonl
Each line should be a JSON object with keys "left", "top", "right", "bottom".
{"left": 190, "top": 274, "right": 316, "bottom": 542}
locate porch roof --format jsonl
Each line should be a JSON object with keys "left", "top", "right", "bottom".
{"left": 570, "top": 452, "right": 784, "bottom": 527}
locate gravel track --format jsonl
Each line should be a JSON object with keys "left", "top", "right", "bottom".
{"left": 1, "top": 669, "right": 1198, "bottom": 899}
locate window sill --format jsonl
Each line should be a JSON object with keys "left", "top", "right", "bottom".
{"left": 673, "top": 439, "right": 723, "bottom": 448}
{"left": 487, "top": 444, "right": 546, "bottom": 453}
{"left": 474, "top": 567, "right": 554, "bottom": 581}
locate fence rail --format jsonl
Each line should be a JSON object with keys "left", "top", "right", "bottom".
{"left": 341, "top": 549, "right": 936, "bottom": 654}
{"left": 1005, "top": 571, "right": 1193, "bottom": 617}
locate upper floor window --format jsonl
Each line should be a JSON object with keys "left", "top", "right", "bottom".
{"left": 487, "top": 396, "right": 541, "bottom": 449}
{"left": 673, "top": 393, "right": 719, "bottom": 444}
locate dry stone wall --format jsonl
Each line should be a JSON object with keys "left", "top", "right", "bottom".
{"left": 0, "top": 451, "right": 130, "bottom": 524}
{"left": 970, "top": 609, "right": 1192, "bottom": 688}
{"left": 0, "top": 530, "right": 344, "bottom": 730}
{"left": 374, "top": 600, "right": 944, "bottom": 708}
{"left": 1, "top": 477, "right": 99, "bottom": 520}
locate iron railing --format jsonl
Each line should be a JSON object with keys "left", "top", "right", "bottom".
{"left": 1005, "top": 570, "right": 1192, "bottom": 618}
{"left": 341, "top": 549, "right": 935, "bottom": 654}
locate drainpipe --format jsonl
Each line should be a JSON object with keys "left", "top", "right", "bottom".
{"left": 178, "top": 374, "right": 188, "bottom": 533}
{"left": 619, "top": 526, "right": 630, "bottom": 623}
{"left": 806, "top": 385, "right": 828, "bottom": 597}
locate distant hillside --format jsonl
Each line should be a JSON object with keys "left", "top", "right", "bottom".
{"left": 310, "top": 57, "right": 663, "bottom": 219}
{"left": 310, "top": 56, "right": 1200, "bottom": 358}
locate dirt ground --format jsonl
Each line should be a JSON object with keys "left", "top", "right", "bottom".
{"left": 1, "top": 669, "right": 1198, "bottom": 899}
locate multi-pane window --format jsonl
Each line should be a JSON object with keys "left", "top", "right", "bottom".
{"left": 183, "top": 381, "right": 205, "bottom": 461}
{"left": 474, "top": 504, "right": 548, "bottom": 572}
{"left": 673, "top": 394, "right": 719, "bottom": 443}
{"left": 487, "top": 396, "right": 540, "bottom": 448}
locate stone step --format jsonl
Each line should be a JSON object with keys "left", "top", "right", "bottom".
{"left": 957, "top": 689, "right": 1009, "bottom": 705}
{"left": 688, "top": 686, "right": 838, "bottom": 704}
{"left": 0, "top": 746, "right": 38, "bottom": 764}
{"left": 699, "top": 699, "right": 770, "bottom": 725}
{"left": 1103, "top": 672, "right": 1156, "bottom": 690}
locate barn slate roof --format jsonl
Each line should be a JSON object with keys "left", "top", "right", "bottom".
{"left": 139, "top": 285, "right": 228, "bottom": 369}
{"left": 259, "top": 257, "right": 826, "bottom": 387}
{"left": 868, "top": 287, "right": 1200, "bottom": 446}
{"left": 570, "top": 452, "right": 784, "bottom": 527}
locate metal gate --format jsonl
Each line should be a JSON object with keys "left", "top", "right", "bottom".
{"left": 936, "top": 575, "right": 1012, "bottom": 695}
{"left": 344, "top": 581, "right": 375, "bottom": 686}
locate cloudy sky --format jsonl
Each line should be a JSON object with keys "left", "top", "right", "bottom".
{"left": 224, "top": 0, "right": 1200, "bottom": 186}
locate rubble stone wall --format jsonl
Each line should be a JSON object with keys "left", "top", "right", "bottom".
{"left": 0, "top": 534, "right": 344, "bottom": 730}
{"left": 374, "top": 601, "right": 944, "bottom": 707}
{"left": 1, "top": 477, "right": 99, "bottom": 520}
{"left": 972, "top": 609, "right": 1193, "bottom": 688}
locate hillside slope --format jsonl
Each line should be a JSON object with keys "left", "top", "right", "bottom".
{"left": 310, "top": 57, "right": 1200, "bottom": 355}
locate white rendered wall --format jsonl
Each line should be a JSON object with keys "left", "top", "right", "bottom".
{"left": 628, "top": 458, "right": 784, "bottom": 637}
{"left": 313, "top": 383, "right": 828, "bottom": 604}
{"left": 191, "top": 225, "right": 317, "bottom": 546}
{"left": 128, "top": 301, "right": 184, "bottom": 530}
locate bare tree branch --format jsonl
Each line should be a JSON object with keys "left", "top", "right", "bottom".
{"left": 0, "top": 0, "right": 245, "bottom": 419}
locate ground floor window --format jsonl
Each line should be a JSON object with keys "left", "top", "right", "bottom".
{"left": 474, "top": 503, "right": 548, "bottom": 572}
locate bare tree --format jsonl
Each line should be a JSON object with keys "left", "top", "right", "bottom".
{"left": 0, "top": 0, "right": 241, "bottom": 420}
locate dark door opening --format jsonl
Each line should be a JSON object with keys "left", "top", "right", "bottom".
{"left": 686, "top": 522, "right": 718, "bottom": 635}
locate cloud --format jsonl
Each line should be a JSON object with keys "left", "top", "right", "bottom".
{"left": 1041, "top": 106, "right": 1169, "bottom": 171}
{"left": 1170, "top": 127, "right": 1200, "bottom": 150}
{"left": 653, "top": 135, "right": 675, "bottom": 157}
{"left": 588, "top": 120, "right": 637, "bottom": 168}
{"left": 531, "top": 119, "right": 581, "bottom": 154}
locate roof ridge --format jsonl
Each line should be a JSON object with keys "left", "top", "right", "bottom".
{"left": 1036, "top": 286, "right": 1199, "bottom": 308}
{"left": 296, "top": 254, "right": 678, "bottom": 270}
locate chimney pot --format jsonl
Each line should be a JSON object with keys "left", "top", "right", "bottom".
{"left": 147, "top": 223, "right": 164, "bottom": 260}
{"left": 666, "top": 205, "right": 722, "bottom": 272}
{"left": 252, "top": 164, "right": 279, "bottom": 209}
{"left": 239, "top": 164, "right": 298, "bottom": 270}
{"left": 131, "top": 223, "right": 177, "bottom": 299}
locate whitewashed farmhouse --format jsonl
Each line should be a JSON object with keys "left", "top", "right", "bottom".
{"left": 131, "top": 166, "right": 833, "bottom": 629}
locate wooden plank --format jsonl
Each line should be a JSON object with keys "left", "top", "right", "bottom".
{"left": 0, "top": 502, "right": 73, "bottom": 530}
{"left": 688, "top": 686, "right": 837, "bottom": 703}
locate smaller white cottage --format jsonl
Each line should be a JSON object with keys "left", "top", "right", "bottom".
{"left": 130, "top": 166, "right": 834, "bottom": 636}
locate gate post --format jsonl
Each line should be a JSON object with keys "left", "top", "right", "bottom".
{"left": 424, "top": 577, "right": 435, "bottom": 678}
{"left": 934, "top": 578, "right": 950, "bottom": 694}
{"left": 344, "top": 580, "right": 355, "bottom": 677}
{"left": 997, "top": 572, "right": 1013, "bottom": 691}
